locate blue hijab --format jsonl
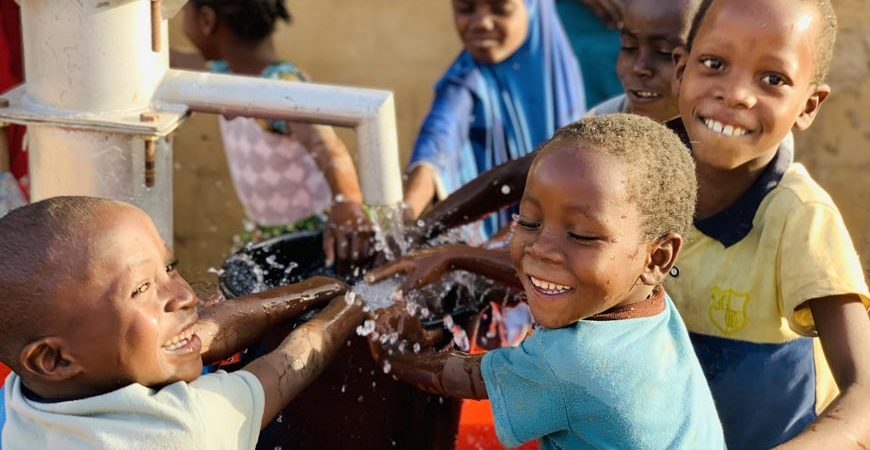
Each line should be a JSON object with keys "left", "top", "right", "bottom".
{"left": 410, "top": 0, "right": 585, "bottom": 236}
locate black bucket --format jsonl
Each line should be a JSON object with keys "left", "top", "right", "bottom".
{"left": 219, "top": 230, "right": 470, "bottom": 450}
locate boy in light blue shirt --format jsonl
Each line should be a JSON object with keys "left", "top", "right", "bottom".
{"left": 368, "top": 114, "right": 725, "bottom": 449}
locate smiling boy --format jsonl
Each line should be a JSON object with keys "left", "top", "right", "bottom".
{"left": 370, "top": 115, "right": 724, "bottom": 449}
{"left": 0, "top": 197, "right": 364, "bottom": 449}
{"left": 666, "top": 0, "right": 870, "bottom": 448}
{"left": 587, "top": 0, "right": 702, "bottom": 121}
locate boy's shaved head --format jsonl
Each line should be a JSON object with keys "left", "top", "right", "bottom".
{"left": 687, "top": 0, "right": 837, "bottom": 83}
{"left": 0, "top": 197, "right": 127, "bottom": 370}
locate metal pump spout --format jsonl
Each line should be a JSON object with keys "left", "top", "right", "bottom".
{"left": 0, "top": 0, "right": 403, "bottom": 244}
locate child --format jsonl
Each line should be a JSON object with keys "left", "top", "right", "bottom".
{"left": 403, "top": 0, "right": 585, "bottom": 237}
{"left": 407, "top": 0, "right": 706, "bottom": 242}
{"left": 178, "top": 0, "right": 371, "bottom": 272}
{"left": 394, "top": 0, "right": 870, "bottom": 447}
{"left": 0, "top": 197, "right": 365, "bottom": 449}
{"left": 589, "top": 0, "right": 702, "bottom": 121}
{"left": 667, "top": 0, "right": 870, "bottom": 447}
{"left": 371, "top": 115, "right": 725, "bottom": 449}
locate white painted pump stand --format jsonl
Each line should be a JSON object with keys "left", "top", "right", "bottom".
{"left": 0, "top": 0, "right": 403, "bottom": 244}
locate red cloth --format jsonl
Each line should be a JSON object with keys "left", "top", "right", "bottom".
{"left": 0, "top": 363, "right": 9, "bottom": 384}
{"left": 0, "top": 0, "right": 28, "bottom": 195}
{"left": 0, "top": 0, "right": 24, "bottom": 390}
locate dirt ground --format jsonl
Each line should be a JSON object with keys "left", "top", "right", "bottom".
{"left": 168, "top": 0, "right": 870, "bottom": 294}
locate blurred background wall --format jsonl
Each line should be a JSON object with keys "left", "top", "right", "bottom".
{"left": 168, "top": 0, "right": 870, "bottom": 294}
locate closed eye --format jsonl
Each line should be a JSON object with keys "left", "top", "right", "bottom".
{"left": 567, "top": 232, "right": 597, "bottom": 242}
{"left": 512, "top": 214, "right": 540, "bottom": 231}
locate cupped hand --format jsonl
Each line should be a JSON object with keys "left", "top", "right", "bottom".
{"left": 323, "top": 200, "right": 374, "bottom": 276}
{"left": 366, "top": 245, "right": 468, "bottom": 294}
{"left": 367, "top": 303, "right": 443, "bottom": 361}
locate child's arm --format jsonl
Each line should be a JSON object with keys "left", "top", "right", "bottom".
{"left": 367, "top": 245, "right": 521, "bottom": 294}
{"left": 776, "top": 294, "right": 870, "bottom": 449}
{"left": 288, "top": 122, "right": 372, "bottom": 273}
{"left": 369, "top": 305, "right": 488, "bottom": 400}
{"left": 409, "top": 153, "right": 532, "bottom": 244}
{"left": 243, "top": 294, "right": 365, "bottom": 429}
{"left": 196, "top": 276, "right": 346, "bottom": 364}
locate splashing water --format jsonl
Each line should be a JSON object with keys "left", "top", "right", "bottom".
{"left": 351, "top": 277, "right": 403, "bottom": 310}
{"left": 368, "top": 203, "right": 410, "bottom": 261}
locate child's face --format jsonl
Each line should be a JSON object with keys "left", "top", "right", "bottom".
{"left": 182, "top": 3, "right": 220, "bottom": 60}
{"left": 453, "top": 0, "right": 529, "bottom": 64}
{"left": 675, "top": 0, "right": 828, "bottom": 170}
{"left": 60, "top": 206, "right": 202, "bottom": 391}
{"left": 509, "top": 141, "right": 653, "bottom": 328}
{"left": 616, "top": 0, "right": 692, "bottom": 121}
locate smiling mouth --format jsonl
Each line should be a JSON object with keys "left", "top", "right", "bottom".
{"left": 699, "top": 116, "right": 750, "bottom": 137}
{"left": 528, "top": 275, "right": 573, "bottom": 295}
{"left": 630, "top": 90, "right": 661, "bottom": 99}
{"left": 162, "top": 325, "right": 198, "bottom": 352}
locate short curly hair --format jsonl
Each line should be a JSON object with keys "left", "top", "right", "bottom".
{"left": 687, "top": 0, "right": 837, "bottom": 83}
{"left": 191, "top": 0, "right": 291, "bottom": 42}
{"left": 547, "top": 114, "right": 697, "bottom": 240}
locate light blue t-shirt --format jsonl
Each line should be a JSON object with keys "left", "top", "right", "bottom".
{"left": 481, "top": 296, "right": 725, "bottom": 449}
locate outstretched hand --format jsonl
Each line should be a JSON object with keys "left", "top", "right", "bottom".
{"left": 324, "top": 200, "right": 374, "bottom": 276}
{"left": 366, "top": 244, "right": 469, "bottom": 294}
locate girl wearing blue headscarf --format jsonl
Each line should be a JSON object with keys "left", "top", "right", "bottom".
{"left": 404, "top": 0, "right": 585, "bottom": 238}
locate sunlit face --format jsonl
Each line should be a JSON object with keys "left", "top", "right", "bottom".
{"left": 61, "top": 206, "right": 202, "bottom": 391}
{"left": 508, "top": 141, "right": 653, "bottom": 329}
{"left": 453, "top": 0, "right": 529, "bottom": 64}
{"left": 616, "top": 0, "right": 692, "bottom": 121}
{"left": 676, "top": 0, "right": 823, "bottom": 170}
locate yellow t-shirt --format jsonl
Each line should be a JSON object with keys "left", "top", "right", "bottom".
{"left": 665, "top": 151, "right": 870, "bottom": 449}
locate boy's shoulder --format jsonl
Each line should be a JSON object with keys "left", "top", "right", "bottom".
{"left": 758, "top": 162, "right": 840, "bottom": 226}
{"left": 770, "top": 163, "right": 835, "bottom": 207}
{"left": 2, "top": 371, "right": 264, "bottom": 450}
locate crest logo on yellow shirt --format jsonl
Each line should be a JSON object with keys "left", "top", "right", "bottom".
{"left": 709, "top": 287, "right": 750, "bottom": 334}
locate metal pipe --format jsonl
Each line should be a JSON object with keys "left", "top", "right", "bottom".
{"left": 155, "top": 69, "right": 403, "bottom": 206}
{"left": 19, "top": 0, "right": 167, "bottom": 114}
{"left": 151, "top": 0, "right": 162, "bottom": 53}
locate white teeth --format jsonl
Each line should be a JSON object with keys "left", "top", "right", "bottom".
{"left": 635, "top": 90, "right": 658, "bottom": 98}
{"left": 703, "top": 118, "right": 748, "bottom": 137}
{"left": 529, "top": 276, "right": 571, "bottom": 294}
{"left": 163, "top": 328, "right": 195, "bottom": 350}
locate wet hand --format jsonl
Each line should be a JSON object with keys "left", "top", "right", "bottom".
{"left": 578, "top": 0, "right": 624, "bottom": 28}
{"left": 323, "top": 200, "right": 374, "bottom": 276}
{"left": 367, "top": 304, "right": 443, "bottom": 360}
{"left": 366, "top": 245, "right": 466, "bottom": 294}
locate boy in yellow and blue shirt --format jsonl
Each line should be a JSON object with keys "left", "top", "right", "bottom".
{"left": 668, "top": 0, "right": 870, "bottom": 447}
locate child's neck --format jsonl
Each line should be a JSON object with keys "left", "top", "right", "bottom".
{"left": 222, "top": 38, "right": 280, "bottom": 76}
{"left": 694, "top": 147, "right": 778, "bottom": 219}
